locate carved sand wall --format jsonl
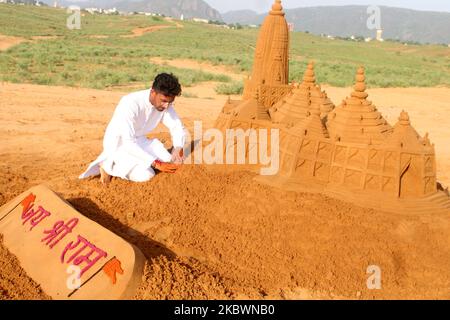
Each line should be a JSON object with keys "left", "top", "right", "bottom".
{"left": 277, "top": 66, "right": 437, "bottom": 198}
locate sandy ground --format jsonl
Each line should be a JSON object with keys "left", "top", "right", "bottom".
{"left": 0, "top": 35, "right": 65, "bottom": 51}
{"left": 0, "top": 35, "right": 26, "bottom": 51}
{"left": 1, "top": 82, "right": 450, "bottom": 300}
{"left": 120, "top": 26, "right": 174, "bottom": 38}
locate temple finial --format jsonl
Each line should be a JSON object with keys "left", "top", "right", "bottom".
{"left": 303, "top": 61, "right": 316, "bottom": 84}
{"left": 272, "top": 0, "right": 282, "bottom": 11}
{"left": 351, "top": 66, "right": 369, "bottom": 100}
{"left": 399, "top": 110, "right": 411, "bottom": 126}
{"left": 270, "top": 0, "right": 284, "bottom": 15}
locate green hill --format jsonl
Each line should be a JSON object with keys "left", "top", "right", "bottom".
{"left": 0, "top": 4, "right": 449, "bottom": 90}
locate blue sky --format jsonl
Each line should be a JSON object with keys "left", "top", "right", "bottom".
{"left": 204, "top": 0, "right": 450, "bottom": 13}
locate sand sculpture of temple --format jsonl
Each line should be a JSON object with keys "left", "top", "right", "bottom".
{"left": 214, "top": 0, "right": 450, "bottom": 214}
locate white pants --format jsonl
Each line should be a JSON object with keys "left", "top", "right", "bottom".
{"left": 104, "top": 138, "right": 171, "bottom": 183}
{"left": 127, "top": 165, "right": 156, "bottom": 183}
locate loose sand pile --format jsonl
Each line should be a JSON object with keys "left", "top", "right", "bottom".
{"left": 1, "top": 83, "right": 450, "bottom": 299}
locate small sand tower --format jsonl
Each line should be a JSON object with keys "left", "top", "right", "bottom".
{"left": 327, "top": 67, "right": 392, "bottom": 145}
{"left": 269, "top": 61, "right": 335, "bottom": 126}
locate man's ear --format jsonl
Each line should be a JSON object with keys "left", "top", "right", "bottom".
{"left": 150, "top": 89, "right": 156, "bottom": 103}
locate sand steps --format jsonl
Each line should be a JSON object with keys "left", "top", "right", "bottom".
{"left": 325, "top": 187, "right": 450, "bottom": 215}
{"left": 257, "top": 174, "right": 450, "bottom": 214}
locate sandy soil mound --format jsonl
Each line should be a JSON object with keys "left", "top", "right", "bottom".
{"left": 1, "top": 83, "right": 450, "bottom": 300}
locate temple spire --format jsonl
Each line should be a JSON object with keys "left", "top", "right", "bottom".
{"left": 351, "top": 66, "right": 369, "bottom": 100}
{"left": 398, "top": 110, "right": 411, "bottom": 126}
{"left": 384, "top": 110, "right": 428, "bottom": 151}
{"left": 269, "top": 62, "right": 335, "bottom": 125}
{"left": 303, "top": 61, "right": 316, "bottom": 84}
{"left": 243, "top": 0, "right": 289, "bottom": 100}
{"left": 326, "top": 66, "right": 392, "bottom": 144}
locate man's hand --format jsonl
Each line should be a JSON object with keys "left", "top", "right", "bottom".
{"left": 152, "top": 160, "right": 180, "bottom": 174}
{"left": 171, "top": 147, "right": 185, "bottom": 165}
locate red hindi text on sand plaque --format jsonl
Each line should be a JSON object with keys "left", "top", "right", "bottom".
{"left": 42, "top": 218, "right": 79, "bottom": 249}
{"left": 0, "top": 185, "right": 145, "bottom": 299}
{"left": 61, "top": 234, "right": 108, "bottom": 277}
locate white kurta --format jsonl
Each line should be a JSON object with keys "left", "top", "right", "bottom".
{"left": 79, "top": 89, "right": 186, "bottom": 181}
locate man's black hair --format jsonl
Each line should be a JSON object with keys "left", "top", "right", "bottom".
{"left": 152, "top": 73, "right": 182, "bottom": 97}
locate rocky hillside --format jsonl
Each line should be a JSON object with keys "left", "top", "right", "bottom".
{"left": 223, "top": 6, "right": 450, "bottom": 44}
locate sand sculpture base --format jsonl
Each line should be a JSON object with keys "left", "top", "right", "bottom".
{"left": 0, "top": 184, "right": 146, "bottom": 300}
{"left": 256, "top": 175, "right": 450, "bottom": 215}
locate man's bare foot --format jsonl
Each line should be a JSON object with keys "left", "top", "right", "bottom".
{"left": 100, "top": 166, "right": 112, "bottom": 185}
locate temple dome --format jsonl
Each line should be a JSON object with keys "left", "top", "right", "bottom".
{"left": 326, "top": 67, "right": 392, "bottom": 144}
{"left": 269, "top": 62, "right": 335, "bottom": 125}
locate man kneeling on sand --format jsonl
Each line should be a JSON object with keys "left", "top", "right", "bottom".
{"left": 79, "top": 73, "right": 186, "bottom": 184}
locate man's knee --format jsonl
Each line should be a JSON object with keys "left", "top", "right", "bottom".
{"left": 128, "top": 167, "right": 156, "bottom": 183}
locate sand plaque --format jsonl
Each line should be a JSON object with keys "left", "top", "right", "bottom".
{"left": 0, "top": 184, "right": 145, "bottom": 300}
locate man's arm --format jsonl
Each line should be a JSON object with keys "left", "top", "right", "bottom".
{"left": 116, "top": 98, "right": 158, "bottom": 167}
{"left": 162, "top": 105, "right": 186, "bottom": 148}
{"left": 162, "top": 105, "right": 186, "bottom": 163}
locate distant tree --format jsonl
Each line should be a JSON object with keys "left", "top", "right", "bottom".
{"left": 209, "top": 20, "right": 226, "bottom": 25}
